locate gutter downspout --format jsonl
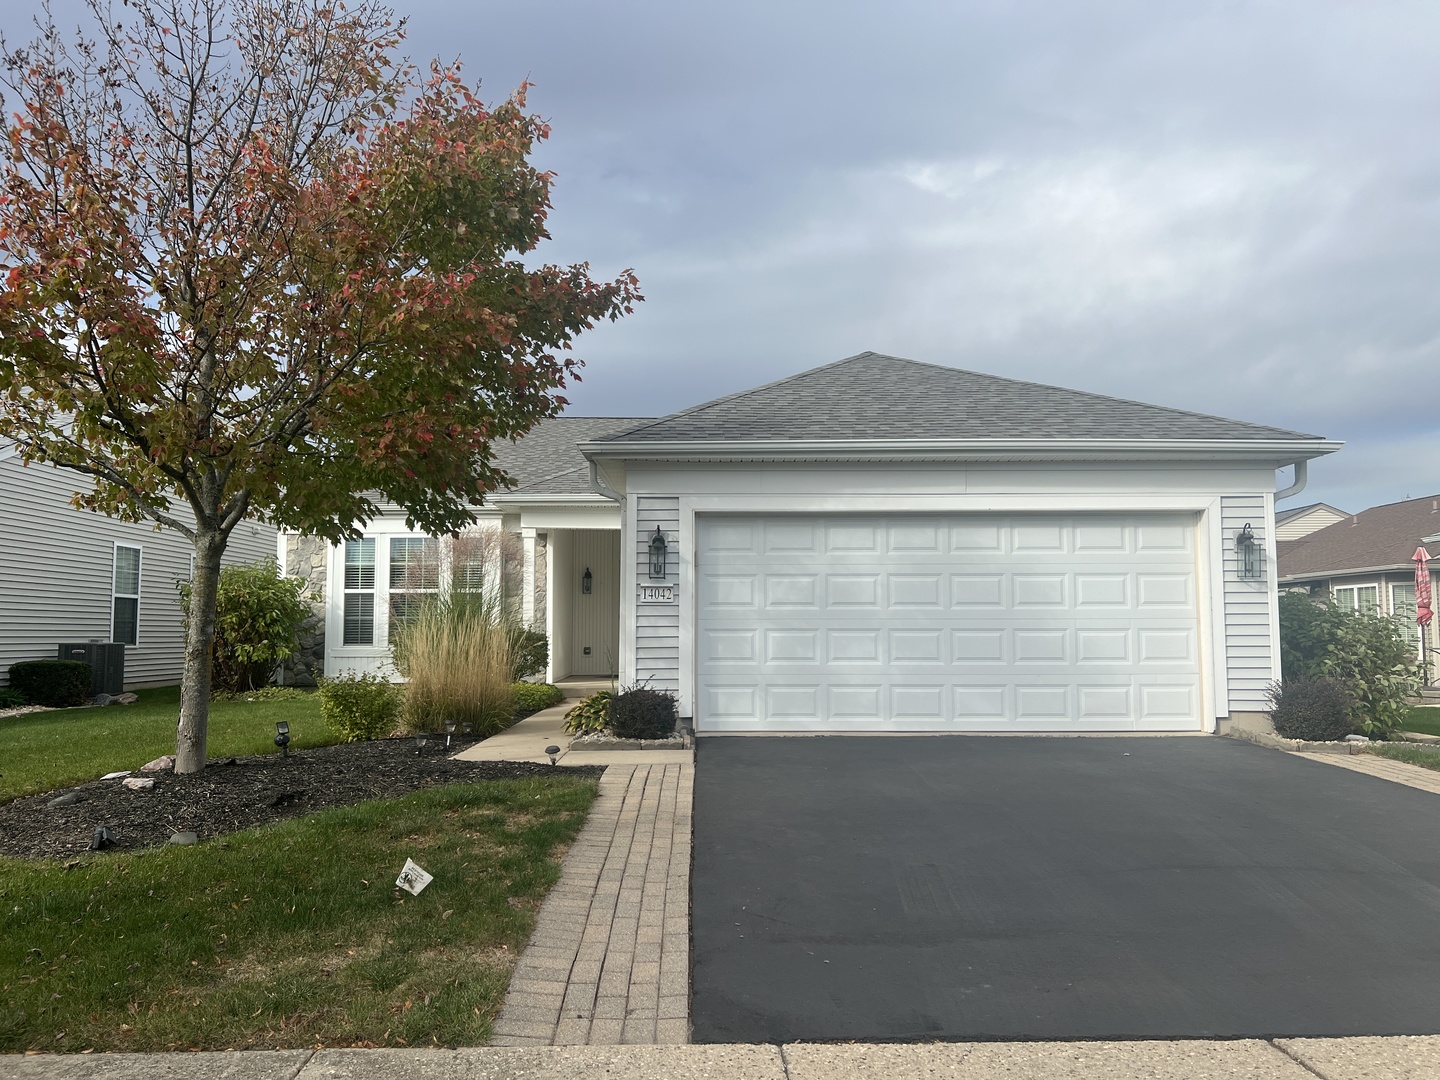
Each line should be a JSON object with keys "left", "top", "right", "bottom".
{"left": 1275, "top": 460, "right": 1308, "bottom": 502}
{"left": 589, "top": 459, "right": 622, "bottom": 502}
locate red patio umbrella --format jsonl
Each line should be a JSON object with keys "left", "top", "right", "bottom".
{"left": 1415, "top": 547, "right": 1433, "bottom": 680}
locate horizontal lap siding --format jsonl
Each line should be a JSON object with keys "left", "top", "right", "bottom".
{"left": 0, "top": 458, "right": 277, "bottom": 688}
{"left": 1220, "top": 494, "right": 1274, "bottom": 712}
{"left": 634, "top": 497, "right": 680, "bottom": 694}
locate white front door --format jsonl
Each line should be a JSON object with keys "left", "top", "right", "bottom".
{"left": 695, "top": 513, "right": 1203, "bottom": 732}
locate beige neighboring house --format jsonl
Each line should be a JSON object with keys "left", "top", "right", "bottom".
{"left": 0, "top": 445, "right": 278, "bottom": 689}
{"left": 1277, "top": 494, "right": 1440, "bottom": 670}
{"left": 1274, "top": 501, "right": 1349, "bottom": 541}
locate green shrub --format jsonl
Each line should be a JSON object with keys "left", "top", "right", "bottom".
{"left": 1279, "top": 590, "right": 1425, "bottom": 734}
{"left": 564, "top": 690, "right": 612, "bottom": 734}
{"left": 0, "top": 687, "right": 28, "bottom": 709}
{"left": 610, "top": 684, "right": 678, "bottom": 740}
{"left": 317, "top": 673, "right": 399, "bottom": 742}
{"left": 1269, "top": 679, "right": 1355, "bottom": 742}
{"left": 511, "top": 629, "right": 549, "bottom": 681}
{"left": 512, "top": 682, "right": 564, "bottom": 714}
{"left": 181, "top": 560, "right": 310, "bottom": 694}
{"left": 7, "top": 660, "right": 92, "bottom": 707}
{"left": 392, "top": 591, "right": 514, "bottom": 736}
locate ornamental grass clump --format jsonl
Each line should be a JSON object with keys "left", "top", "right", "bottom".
{"left": 392, "top": 592, "right": 516, "bottom": 737}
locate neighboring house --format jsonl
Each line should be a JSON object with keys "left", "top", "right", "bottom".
{"left": 0, "top": 446, "right": 278, "bottom": 689}
{"left": 1277, "top": 495, "right": 1440, "bottom": 665}
{"left": 302, "top": 351, "right": 1338, "bottom": 735}
{"left": 1275, "top": 501, "right": 1349, "bottom": 541}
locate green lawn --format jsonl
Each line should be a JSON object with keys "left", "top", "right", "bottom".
{"left": 0, "top": 775, "right": 597, "bottom": 1052}
{"left": 1397, "top": 704, "right": 1440, "bottom": 738}
{"left": 0, "top": 687, "right": 339, "bottom": 802}
{"left": 1366, "top": 743, "right": 1440, "bottom": 771}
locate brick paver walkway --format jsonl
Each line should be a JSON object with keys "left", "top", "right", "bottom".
{"left": 492, "top": 762, "right": 693, "bottom": 1046}
{"left": 1293, "top": 750, "right": 1440, "bottom": 796}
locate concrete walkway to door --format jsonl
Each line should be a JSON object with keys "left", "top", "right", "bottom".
{"left": 691, "top": 734, "right": 1440, "bottom": 1044}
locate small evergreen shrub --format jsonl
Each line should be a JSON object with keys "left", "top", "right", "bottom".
{"left": 564, "top": 690, "right": 612, "bottom": 734}
{"left": 511, "top": 682, "right": 564, "bottom": 715}
{"left": 7, "top": 660, "right": 92, "bottom": 708}
{"left": 1269, "top": 679, "right": 1355, "bottom": 742}
{"left": 610, "top": 684, "right": 678, "bottom": 740}
{"left": 511, "top": 629, "right": 549, "bottom": 681}
{"left": 0, "top": 687, "right": 28, "bottom": 709}
{"left": 318, "top": 673, "right": 399, "bottom": 742}
{"left": 181, "top": 560, "right": 311, "bottom": 694}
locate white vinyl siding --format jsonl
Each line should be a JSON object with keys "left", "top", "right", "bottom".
{"left": 0, "top": 454, "right": 277, "bottom": 688}
{"left": 696, "top": 512, "right": 1203, "bottom": 732}
{"left": 111, "top": 544, "right": 142, "bottom": 646}
{"left": 342, "top": 539, "right": 377, "bottom": 646}
{"left": 1220, "top": 494, "right": 1274, "bottom": 713}
{"left": 635, "top": 496, "right": 680, "bottom": 693}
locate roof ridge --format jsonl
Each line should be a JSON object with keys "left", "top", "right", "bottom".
{"left": 597, "top": 352, "right": 887, "bottom": 441}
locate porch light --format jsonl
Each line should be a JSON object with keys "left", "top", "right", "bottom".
{"left": 582, "top": 567, "right": 593, "bottom": 594}
{"left": 648, "top": 527, "right": 668, "bottom": 580}
{"left": 274, "top": 721, "right": 290, "bottom": 757}
{"left": 1236, "top": 523, "right": 1262, "bottom": 580}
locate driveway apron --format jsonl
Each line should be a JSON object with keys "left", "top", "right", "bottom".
{"left": 691, "top": 736, "right": 1440, "bottom": 1043}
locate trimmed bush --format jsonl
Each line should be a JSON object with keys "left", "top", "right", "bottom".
{"left": 1269, "top": 678, "right": 1355, "bottom": 742}
{"left": 181, "top": 559, "right": 310, "bottom": 694}
{"left": 609, "top": 685, "right": 678, "bottom": 740}
{"left": 0, "top": 687, "right": 27, "bottom": 709}
{"left": 7, "top": 660, "right": 92, "bottom": 708}
{"left": 318, "top": 673, "right": 399, "bottom": 742}
{"left": 512, "top": 682, "right": 564, "bottom": 715}
{"left": 512, "top": 629, "right": 549, "bottom": 682}
{"left": 564, "top": 690, "right": 612, "bottom": 734}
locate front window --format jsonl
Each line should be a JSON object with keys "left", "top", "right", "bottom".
{"left": 343, "top": 538, "right": 376, "bottom": 645}
{"left": 389, "top": 537, "right": 440, "bottom": 642}
{"left": 1334, "top": 584, "right": 1379, "bottom": 615}
{"left": 112, "top": 545, "right": 141, "bottom": 646}
{"left": 1392, "top": 581, "right": 1421, "bottom": 653}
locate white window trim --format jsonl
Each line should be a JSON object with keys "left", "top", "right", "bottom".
{"left": 111, "top": 542, "right": 142, "bottom": 647}
{"left": 342, "top": 537, "right": 378, "bottom": 647}
{"left": 1333, "top": 582, "right": 1381, "bottom": 615}
{"left": 388, "top": 536, "right": 442, "bottom": 643}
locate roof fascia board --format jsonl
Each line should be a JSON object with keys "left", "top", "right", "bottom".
{"left": 580, "top": 437, "right": 1343, "bottom": 464}
{"left": 493, "top": 492, "right": 614, "bottom": 506}
{"left": 1279, "top": 562, "right": 1425, "bottom": 582}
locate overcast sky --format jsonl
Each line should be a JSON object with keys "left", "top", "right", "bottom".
{"left": 8, "top": 1, "right": 1439, "bottom": 512}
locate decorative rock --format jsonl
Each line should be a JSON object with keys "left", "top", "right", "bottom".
{"left": 1344, "top": 734, "right": 1371, "bottom": 743}
{"left": 140, "top": 755, "right": 175, "bottom": 772}
{"left": 116, "top": 692, "right": 139, "bottom": 705}
{"left": 167, "top": 831, "right": 198, "bottom": 846}
{"left": 121, "top": 777, "right": 155, "bottom": 791}
{"left": 100, "top": 771, "right": 131, "bottom": 780}
{"left": 93, "top": 693, "right": 115, "bottom": 706}
{"left": 47, "top": 791, "right": 84, "bottom": 808}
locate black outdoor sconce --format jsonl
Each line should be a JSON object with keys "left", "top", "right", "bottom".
{"left": 648, "top": 526, "right": 668, "bottom": 580}
{"left": 1236, "top": 522, "right": 1263, "bottom": 580}
{"left": 274, "top": 721, "right": 290, "bottom": 757}
{"left": 582, "top": 567, "right": 593, "bottom": 594}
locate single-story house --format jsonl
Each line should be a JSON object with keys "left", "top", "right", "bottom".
{"left": 301, "top": 351, "right": 1338, "bottom": 734}
{"left": 1277, "top": 495, "right": 1440, "bottom": 665}
{"left": 1275, "top": 501, "right": 1349, "bottom": 541}
{"left": 0, "top": 445, "right": 278, "bottom": 689}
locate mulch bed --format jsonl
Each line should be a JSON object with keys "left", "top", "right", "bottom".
{"left": 0, "top": 739, "right": 603, "bottom": 860}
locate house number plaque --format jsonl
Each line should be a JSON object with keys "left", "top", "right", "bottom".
{"left": 638, "top": 583, "right": 675, "bottom": 604}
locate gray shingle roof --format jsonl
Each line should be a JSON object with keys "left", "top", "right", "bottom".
{"left": 1278, "top": 496, "right": 1440, "bottom": 578}
{"left": 492, "top": 416, "right": 652, "bottom": 495}
{"left": 596, "top": 352, "right": 1324, "bottom": 444}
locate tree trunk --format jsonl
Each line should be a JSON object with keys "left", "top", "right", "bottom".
{"left": 176, "top": 527, "right": 226, "bottom": 773}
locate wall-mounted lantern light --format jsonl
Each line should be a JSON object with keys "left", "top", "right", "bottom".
{"left": 582, "top": 567, "right": 593, "bottom": 594}
{"left": 1236, "top": 523, "right": 1263, "bottom": 580}
{"left": 648, "top": 527, "right": 668, "bottom": 580}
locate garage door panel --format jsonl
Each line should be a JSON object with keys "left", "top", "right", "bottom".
{"left": 696, "top": 513, "right": 1203, "bottom": 732}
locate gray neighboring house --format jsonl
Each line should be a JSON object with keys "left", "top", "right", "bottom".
{"left": 1278, "top": 494, "right": 1440, "bottom": 666}
{"left": 300, "top": 351, "right": 1340, "bottom": 734}
{"left": 1275, "top": 501, "right": 1349, "bottom": 541}
{"left": 0, "top": 445, "right": 278, "bottom": 689}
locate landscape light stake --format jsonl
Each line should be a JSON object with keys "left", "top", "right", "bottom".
{"left": 274, "top": 721, "right": 290, "bottom": 758}
{"left": 415, "top": 734, "right": 429, "bottom": 755}
{"left": 546, "top": 744, "right": 561, "bottom": 766}
{"left": 444, "top": 720, "right": 457, "bottom": 750}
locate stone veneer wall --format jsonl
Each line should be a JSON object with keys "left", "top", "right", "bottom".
{"left": 280, "top": 534, "right": 327, "bottom": 686}
{"left": 534, "top": 533, "right": 548, "bottom": 629}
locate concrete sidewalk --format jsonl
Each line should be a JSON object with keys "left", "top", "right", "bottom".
{"left": 8, "top": 1037, "right": 1440, "bottom": 1078}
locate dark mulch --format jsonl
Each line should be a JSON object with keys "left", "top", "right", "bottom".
{"left": 0, "top": 738, "right": 602, "bottom": 860}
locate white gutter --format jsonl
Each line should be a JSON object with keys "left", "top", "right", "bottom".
{"left": 588, "top": 459, "right": 623, "bottom": 502}
{"left": 1275, "top": 460, "right": 1308, "bottom": 501}
{"left": 579, "top": 437, "right": 1343, "bottom": 464}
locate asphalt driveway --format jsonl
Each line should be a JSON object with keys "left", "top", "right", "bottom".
{"left": 691, "top": 736, "right": 1440, "bottom": 1043}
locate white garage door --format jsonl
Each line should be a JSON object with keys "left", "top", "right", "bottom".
{"left": 695, "top": 513, "right": 1203, "bottom": 732}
